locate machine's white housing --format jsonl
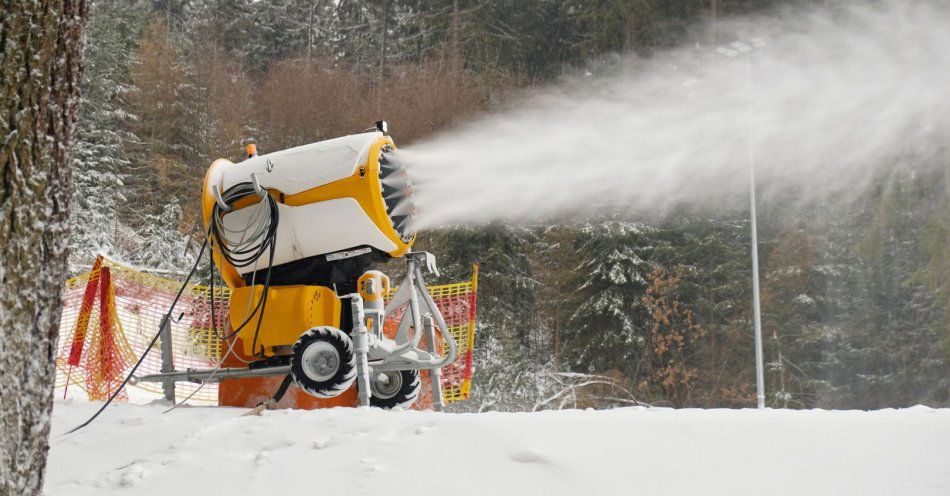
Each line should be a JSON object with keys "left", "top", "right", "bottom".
{"left": 219, "top": 132, "right": 381, "bottom": 195}
{"left": 208, "top": 132, "right": 396, "bottom": 275}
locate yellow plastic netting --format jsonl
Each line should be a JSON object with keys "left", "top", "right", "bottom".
{"left": 55, "top": 256, "right": 477, "bottom": 405}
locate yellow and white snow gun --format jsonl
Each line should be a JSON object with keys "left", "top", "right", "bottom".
{"left": 138, "top": 122, "right": 456, "bottom": 410}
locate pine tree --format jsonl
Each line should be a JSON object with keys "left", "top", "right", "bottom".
{"left": 69, "top": 0, "right": 150, "bottom": 272}
{"left": 139, "top": 203, "right": 191, "bottom": 271}
{"left": 758, "top": 227, "right": 827, "bottom": 408}
{"left": 565, "top": 219, "right": 653, "bottom": 376}
{"left": 183, "top": 0, "right": 254, "bottom": 59}
{"left": 820, "top": 157, "right": 950, "bottom": 409}
{"left": 246, "top": 0, "right": 331, "bottom": 71}
{"left": 332, "top": 0, "right": 381, "bottom": 74}
{"left": 424, "top": 222, "right": 540, "bottom": 350}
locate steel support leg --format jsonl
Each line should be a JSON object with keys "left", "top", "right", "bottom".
{"left": 424, "top": 315, "right": 445, "bottom": 412}
{"left": 350, "top": 297, "right": 372, "bottom": 407}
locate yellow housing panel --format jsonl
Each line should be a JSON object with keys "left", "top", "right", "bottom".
{"left": 228, "top": 285, "right": 341, "bottom": 356}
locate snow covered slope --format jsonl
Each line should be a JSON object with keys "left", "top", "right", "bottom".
{"left": 46, "top": 400, "right": 950, "bottom": 496}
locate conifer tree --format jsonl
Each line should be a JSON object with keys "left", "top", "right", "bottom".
{"left": 565, "top": 220, "right": 653, "bottom": 375}
{"left": 70, "top": 0, "right": 150, "bottom": 271}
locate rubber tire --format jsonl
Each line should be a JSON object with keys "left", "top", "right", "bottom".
{"left": 370, "top": 370, "right": 421, "bottom": 410}
{"left": 291, "top": 326, "right": 356, "bottom": 398}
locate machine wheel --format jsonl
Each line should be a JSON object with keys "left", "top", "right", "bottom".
{"left": 369, "top": 370, "right": 420, "bottom": 409}
{"left": 291, "top": 326, "right": 356, "bottom": 398}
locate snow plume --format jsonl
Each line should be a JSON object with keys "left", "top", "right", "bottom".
{"left": 402, "top": 0, "right": 950, "bottom": 229}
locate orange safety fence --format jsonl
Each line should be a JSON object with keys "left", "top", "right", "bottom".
{"left": 55, "top": 256, "right": 478, "bottom": 406}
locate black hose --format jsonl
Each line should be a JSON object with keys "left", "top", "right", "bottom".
{"left": 209, "top": 183, "right": 279, "bottom": 355}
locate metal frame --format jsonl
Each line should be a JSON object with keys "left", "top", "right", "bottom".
{"left": 135, "top": 365, "right": 291, "bottom": 385}
{"left": 135, "top": 252, "right": 458, "bottom": 410}
{"left": 350, "top": 252, "right": 457, "bottom": 408}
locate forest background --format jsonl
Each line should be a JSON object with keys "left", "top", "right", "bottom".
{"left": 71, "top": 0, "right": 950, "bottom": 411}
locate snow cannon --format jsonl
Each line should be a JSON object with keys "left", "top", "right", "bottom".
{"left": 139, "top": 122, "right": 457, "bottom": 411}
{"left": 201, "top": 125, "right": 417, "bottom": 292}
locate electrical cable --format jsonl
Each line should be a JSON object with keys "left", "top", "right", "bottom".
{"left": 210, "top": 183, "right": 277, "bottom": 269}
{"left": 161, "top": 300, "right": 245, "bottom": 413}
{"left": 209, "top": 183, "right": 279, "bottom": 355}
{"left": 210, "top": 237, "right": 254, "bottom": 363}
{"left": 69, "top": 181, "right": 281, "bottom": 424}
{"left": 209, "top": 200, "right": 265, "bottom": 345}
{"left": 161, "top": 245, "right": 240, "bottom": 413}
{"left": 66, "top": 180, "right": 283, "bottom": 423}
{"left": 162, "top": 235, "right": 269, "bottom": 413}
{"left": 63, "top": 233, "right": 211, "bottom": 435}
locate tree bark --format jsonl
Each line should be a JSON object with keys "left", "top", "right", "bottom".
{"left": 0, "top": 0, "right": 87, "bottom": 494}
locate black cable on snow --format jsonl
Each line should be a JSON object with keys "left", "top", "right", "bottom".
{"left": 63, "top": 233, "right": 211, "bottom": 435}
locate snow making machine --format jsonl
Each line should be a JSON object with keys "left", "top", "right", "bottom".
{"left": 137, "top": 122, "right": 457, "bottom": 410}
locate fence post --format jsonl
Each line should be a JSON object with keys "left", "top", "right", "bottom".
{"left": 160, "top": 316, "right": 176, "bottom": 402}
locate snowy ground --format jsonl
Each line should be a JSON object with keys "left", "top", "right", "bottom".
{"left": 46, "top": 399, "right": 950, "bottom": 496}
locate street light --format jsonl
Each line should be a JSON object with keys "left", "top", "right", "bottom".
{"left": 718, "top": 37, "right": 767, "bottom": 409}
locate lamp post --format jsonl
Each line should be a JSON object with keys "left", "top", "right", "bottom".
{"left": 717, "top": 38, "right": 767, "bottom": 409}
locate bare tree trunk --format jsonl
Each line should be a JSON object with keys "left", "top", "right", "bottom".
{"left": 0, "top": 0, "right": 87, "bottom": 494}
{"left": 379, "top": 0, "right": 390, "bottom": 82}
{"left": 451, "top": 0, "right": 461, "bottom": 77}
{"left": 771, "top": 327, "right": 787, "bottom": 408}
{"left": 307, "top": 2, "right": 314, "bottom": 66}
{"left": 623, "top": 5, "right": 636, "bottom": 53}
{"left": 709, "top": 0, "right": 719, "bottom": 44}
{"left": 553, "top": 300, "right": 561, "bottom": 371}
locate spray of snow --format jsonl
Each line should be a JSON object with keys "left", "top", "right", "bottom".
{"left": 401, "top": 0, "right": 950, "bottom": 229}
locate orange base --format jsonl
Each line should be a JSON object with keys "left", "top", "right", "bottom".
{"left": 217, "top": 338, "right": 358, "bottom": 409}
{"left": 217, "top": 337, "right": 437, "bottom": 410}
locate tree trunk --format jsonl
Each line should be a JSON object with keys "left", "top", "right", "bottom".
{"left": 0, "top": 0, "right": 87, "bottom": 494}
{"left": 379, "top": 0, "right": 390, "bottom": 81}
{"left": 623, "top": 5, "right": 637, "bottom": 53}
{"left": 451, "top": 0, "right": 461, "bottom": 77}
